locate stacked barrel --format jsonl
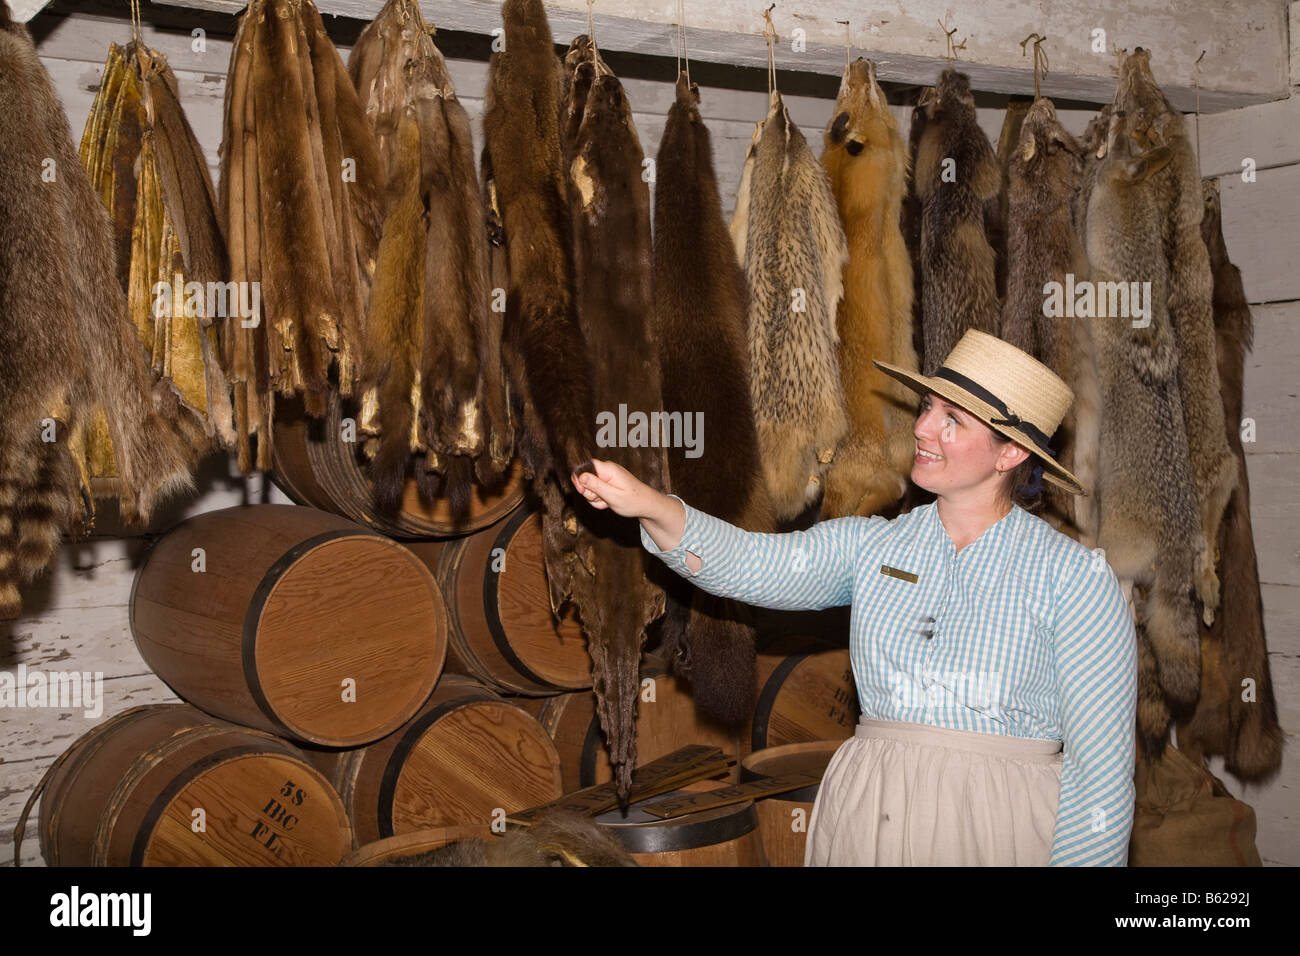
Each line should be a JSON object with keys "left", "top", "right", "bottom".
{"left": 26, "top": 471, "right": 863, "bottom": 868}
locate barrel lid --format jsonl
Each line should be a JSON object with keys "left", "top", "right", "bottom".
{"left": 593, "top": 788, "right": 759, "bottom": 854}
{"left": 248, "top": 533, "right": 446, "bottom": 746}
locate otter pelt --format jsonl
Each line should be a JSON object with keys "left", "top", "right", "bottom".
{"left": 819, "top": 59, "right": 916, "bottom": 520}
{"left": 380, "top": 810, "right": 637, "bottom": 867}
{"left": 744, "top": 90, "right": 849, "bottom": 523}
{"left": 653, "top": 73, "right": 773, "bottom": 727}
{"left": 483, "top": 0, "right": 595, "bottom": 487}
{"left": 0, "top": 7, "right": 193, "bottom": 615}
{"left": 1115, "top": 49, "right": 1237, "bottom": 623}
{"left": 1177, "top": 180, "right": 1282, "bottom": 782}
{"left": 913, "top": 70, "right": 1001, "bottom": 375}
{"left": 1002, "top": 98, "right": 1089, "bottom": 539}
{"left": 1085, "top": 111, "right": 1201, "bottom": 748}
{"left": 559, "top": 49, "right": 669, "bottom": 800}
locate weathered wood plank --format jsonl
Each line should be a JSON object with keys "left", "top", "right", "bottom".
{"left": 1194, "top": 95, "right": 1300, "bottom": 178}
{"left": 1247, "top": 453, "right": 1300, "bottom": 588}
{"left": 1240, "top": 303, "right": 1300, "bottom": 456}
{"left": 1217, "top": 164, "right": 1300, "bottom": 305}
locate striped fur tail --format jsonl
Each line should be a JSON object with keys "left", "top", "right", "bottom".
{"left": 0, "top": 426, "right": 80, "bottom": 619}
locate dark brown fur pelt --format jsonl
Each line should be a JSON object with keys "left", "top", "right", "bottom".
{"left": 652, "top": 73, "right": 772, "bottom": 727}
{"left": 483, "top": 0, "right": 595, "bottom": 483}
{"left": 1001, "top": 98, "right": 1088, "bottom": 538}
{"left": 1116, "top": 49, "right": 1237, "bottom": 622}
{"left": 557, "top": 40, "right": 668, "bottom": 800}
{"left": 1177, "top": 180, "right": 1282, "bottom": 782}
{"left": 995, "top": 95, "right": 1033, "bottom": 299}
{"left": 735, "top": 91, "right": 849, "bottom": 523}
{"left": 913, "top": 70, "right": 1001, "bottom": 374}
{"left": 380, "top": 810, "right": 637, "bottom": 866}
{"left": 819, "top": 59, "right": 916, "bottom": 520}
{"left": 900, "top": 89, "right": 929, "bottom": 376}
{"left": 1083, "top": 110, "right": 1199, "bottom": 756}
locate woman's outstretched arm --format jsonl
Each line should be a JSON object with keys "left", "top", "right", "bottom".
{"left": 573, "top": 459, "right": 884, "bottom": 612}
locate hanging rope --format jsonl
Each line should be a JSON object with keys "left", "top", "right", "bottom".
{"left": 938, "top": 16, "right": 965, "bottom": 66}
{"left": 837, "top": 18, "right": 850, "bottom": 70}
{"left": 586, "top": 0, "right": 612, "bottom": 76}
{"left": 762, "top": 3, "right": 777, "bottom": 98}
{"left": 676, "top": 0, "right": 691, "bottom": 86}
{"left": 1019, "top": 33, "right": 1049, "bottom": 100}
{"left": 1194, "top": 50, "right": 1206, "bottom": 171}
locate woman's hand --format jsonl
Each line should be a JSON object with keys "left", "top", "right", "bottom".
{"left": 571, "top": 459, "right": 653, "bottom": 518}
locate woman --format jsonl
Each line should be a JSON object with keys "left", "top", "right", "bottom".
{"left": 573, "top": 330, "right": 1137, "bottom": 866}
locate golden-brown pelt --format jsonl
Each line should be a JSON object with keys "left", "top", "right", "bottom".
{"left": 1002, "top": 98, "right": 1089, "bottom": 538}
{"left": 1177, "top": 180, "right": 1282, "bottom": 783}
{"left": 653, "top": 73, "right": 772, "bottom": 727}
{"left": 819, "top": 59, "right": 916, "bottom": 520}
{"left": 913, "top": 69, "right": 1001, "bottom": 375}
{"left": 379, "top": 810, "right": 637, "bottom": 866}
{"left": 0, "top": 4, "right": 194, "bottom": 618}
{"left": 734, "top": 91, "right": 848, "bottom": 523}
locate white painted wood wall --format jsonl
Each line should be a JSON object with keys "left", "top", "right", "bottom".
{"left": 2, "top": 5, "right": 1295, "bottom": 867}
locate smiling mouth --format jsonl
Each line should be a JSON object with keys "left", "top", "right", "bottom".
{"left": 916, "top": 448, "right": 944, "bottom": 462}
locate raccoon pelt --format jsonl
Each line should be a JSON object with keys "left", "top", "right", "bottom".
{"left": 818, "top": 59, "right": 916, "bottom": 520}
{"left": 913, "top": 70, "right": 1001, "bottom": 375}
{"left": 483, "top": 0, "right": 594, "bottom": 486}
{"left": 995, "top": 95, "right": 1033, "bottom": 295}
{"left": 558, "top": 39, "right": 668, "bottom": 801}
{"left": 1002, "top": 98, "right": 1088, "bottom": 538}
{"left": 900, "top": 89, "right": 929, "bottom": 376}
{"left": 379, "top": 810, "right": 637, "bottom": 866}
{"left": 652, "top": 73, "right": 773, "bottom": 727}
{"left": 741, "top": 90, "right": 849, "bottom": 523}
{"left": 1177, "top": 179, "right": 1282, "bottom": 783}
{"left": 0, "top": 5, "right": 193, "bottom": 617}
{"left": 1115, "top": 48, "right": 1238, "bottom": 624}
{"left": 1085, "top": 110, "right": 1200, "bottom": 755}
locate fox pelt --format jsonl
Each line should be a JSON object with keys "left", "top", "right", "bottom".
{"left": 733, "top": 90, "right": 849, "bottom": 523}
{"left": 349, "top": 0, "right": 511, "bottom": 519}
{"left": 0, "top": 4, "right": 193, "bottom": 618}
{"left": 1115, "top": 48, "right": 1238, "bottom": 625}
{"left": 819, "top": 59, "right": 916, "bottom": 520}
{"left": 555, "top": 37, "right": 668, "bottom": 801}
{"left": 652, "top": 73, "right": 773, "bottom": 727}
{"left": 1177, "top": 179, "right": 1282, "bottom": 783}
{"left": 913, "top": 69, "right": 1002, "bottom": 375}
{"left": 1084, "top": 109, "right": 1201, "bottom": 758}
{"left": 1002, "top": 98, "right": 1089, "bottom": 539}
{"left": 379, "top": 810, "right": 637, "bottom": 866}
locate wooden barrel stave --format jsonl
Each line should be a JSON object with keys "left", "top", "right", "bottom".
{"left": 739, "top": 739, "right": 842, "bottom": 867}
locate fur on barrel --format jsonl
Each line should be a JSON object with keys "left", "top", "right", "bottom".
{"left": 556, "top": 37, "right": 668, "bottom": 801}
{"left": 1176, "top": 180, "right": 1282, "bottom": 783}
{"left": 0, "top": 4, "right": 194, "bottom": 618}
{"left": 819, "top": 59, "right": 917, "bottom": 519}
{"left": 652, "top": 73, "right": 774, "bottom": 727}
{"left": 912, "top": 70, "right": 1001, "bottom": 375}
{"left": 1082, "top": 109, "right": 1200, "bottom": 757}
{"left": 1001, "top": 98, "right": 1090, "bottom": 538}
{"left": 733, "top": 91, "right": 849, "bottom": 523}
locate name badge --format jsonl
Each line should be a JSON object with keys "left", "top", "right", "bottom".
{"left": 880, "top": 564, "right": 919, "bottom": 584}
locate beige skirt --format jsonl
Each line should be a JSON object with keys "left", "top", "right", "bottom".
{"left": 805, "top": 718, "right": 1064, "bottom": 866}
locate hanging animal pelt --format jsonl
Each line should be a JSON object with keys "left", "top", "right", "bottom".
{"left": 348, "top": 0, "right": 511, "bottom": 517}
{"left": 995, "top": 95, "right": 1033, "bottom": 300}
{"left": 555, "top": 36, "right": 668, "bottom": 799}
{"left": 1177, "top": 180, "right": 1282, "bottom": 782}
{"left": 218, "top": 0, "right": 384, "bottom": 470}
{"left": 733, "top": 90, "right": 848, "bottom": 523}
{"left": 1001, "top": 98, "right": 1089, "bottom": 538}
{"left": 1115, "top": 48, "right": 1237, "bottom": 622}
{"left": 819, "top": 59, "right": 916, "bottom": 519}
{"left": 913, "top": 69, "right": 1001, "bottom": 375}
{"left": 0, "top": 4, "right": 193, "bottom": 617}
{"left": 79, "top": 40, "right": 234, "bottom": 462}
{"left": 379, "top": 809, "right": 636, "bottom": 866}
{"left": 652, "top": 73, "right": 773, "bottom": 727}
{"left": 900, "top": 89, "right": 929, "bottom": 374}
{"left": 1083, "top": 109, "right": 1201, "bottom": 757}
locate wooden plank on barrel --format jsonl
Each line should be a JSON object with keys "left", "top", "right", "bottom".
{"left": 638, "top": 772, "right": 825, "bottom": 819}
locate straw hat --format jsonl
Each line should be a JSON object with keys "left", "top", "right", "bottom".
{"left": 872, "top": 330, "right": 1085, "bottom": 496}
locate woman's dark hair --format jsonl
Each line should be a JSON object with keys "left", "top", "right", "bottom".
{"left": 992, "top": 431, "right": 1046, "bottom": 511}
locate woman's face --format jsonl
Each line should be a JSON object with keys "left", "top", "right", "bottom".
{"left": 911, "top": 393, "right": 1028, "bottom": 497}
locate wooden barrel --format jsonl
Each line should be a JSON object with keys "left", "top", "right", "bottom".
{"left": 594, "top": 780, "right": 767, "bottom": 866}
{"left": 271, "top": 393, "right": 526, "bottom": 538}
{"left": 746, "top": 636, "right": 860, "bottom": 755}
{"left": 308, "top": 674, "right": 563, "bottom": 845}
{"left": 739, "top": 740, "right": 843, "bottom": 867}
{"left": 518, "top": 663, "right": 742, "bottom": 792}
{"left": 131, "top": 504, "right": 446, "bottom": 748}
{"left": 34, "top": 705, "right": 352, "bottom": 866}
{"left": 406, "top": 507, "right": 592, "bottom": 696}
{"left": 338, "top": 825, "right": 492, "bottom": 866}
